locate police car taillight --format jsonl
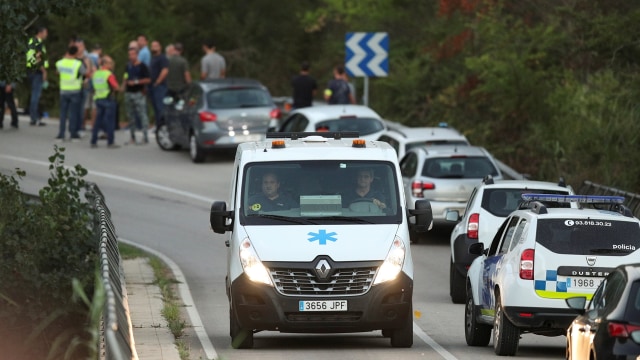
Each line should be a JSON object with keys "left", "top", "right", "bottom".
{"left": 467, "top": 213, "right": 479, "bottom": 239}
{"left": 411, "top": 181, "right": 435, "bottom": 197}
{"left": 519, "top": 249, "right": 534, "bottom": 280}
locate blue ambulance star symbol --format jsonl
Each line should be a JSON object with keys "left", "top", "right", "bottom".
{"left": 307, "top": 230, "right": 337, "bottom": 245}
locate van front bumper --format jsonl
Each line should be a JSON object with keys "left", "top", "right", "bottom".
{"left": 230, "top": 272, "right": 413, "bottom": 333}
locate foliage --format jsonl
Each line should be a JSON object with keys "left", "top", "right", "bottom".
{"left": 0, "top": 146, "right": 98, "bottom": 359}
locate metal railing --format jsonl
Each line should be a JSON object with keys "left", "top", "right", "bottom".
{"left": 578, "top": 180, "right": 640, "bottom": 218}
{"left": 87, "top": 183, "right": 135, "bottom": 360}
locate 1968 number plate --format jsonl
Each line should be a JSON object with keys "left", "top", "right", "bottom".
{"left": 299, "top": 300, "right": 348, "bottom": 312}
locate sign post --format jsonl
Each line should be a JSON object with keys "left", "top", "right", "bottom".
{"left": 345, "top": 32, "right": 389, "bottom": 106}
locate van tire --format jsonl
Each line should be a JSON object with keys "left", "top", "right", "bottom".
{"left": 230, "top": 307, "right": 253, "bottom": 349}
{"left": 390, "top": 305, "right": 413, "bottom": 348}
{"left": 493, "top": 293, "right": 519, "bottom": 356}
{"left": 464, "top": 284, "right": 491, "bottom": 346}
{"left": 189, "top": 132, "right": 206, "bottom": 163}
{"left": 450, "top": 259, "right": 465, "bottom": 304}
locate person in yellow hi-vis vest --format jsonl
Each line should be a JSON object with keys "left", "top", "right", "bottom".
{"left": 55, "top": 45, "right": 86, "bottom": 141}
{"left": 26, "top": 26, "right": 49, "bottom": 126}
{"left": 90, "top": 55, "right": 120, "bottom": 148}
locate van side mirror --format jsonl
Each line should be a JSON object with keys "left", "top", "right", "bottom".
{"left": 468, "top": 242, "right": 485, "bottom": 255}
{"left": 445, "top": 210, "right": 460, "bottom": 222}
{"left": 210, "top": 201, "right": 233, "bottom": 234}
{"left": 409, "top": 200, "right": 433, "bottom": 232}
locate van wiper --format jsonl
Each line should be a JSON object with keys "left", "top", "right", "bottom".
{"left": 306, "top": 216, "right": 375, "bottom": 224}
{"left": 589, "top": 248, "right": 633, "bottom": 254}
{"left": 247, "top": 214, "right": 315, "bottom": 225}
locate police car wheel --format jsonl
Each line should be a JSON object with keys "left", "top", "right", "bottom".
{"left": 450, "top": 259, "right": 466, "bottom": 304}
{"left": 189, "top": 133, "right": 206, "bottom": 163}
{"left": 493, "top": 293, "right": 519, "bottom": 356}
{"left": 156, "top": 124, "right": 178, "bottom": 151}
{"left": 390, "top": 305, "right": 413, "bottom": 348}
{"left": 230, "top": 307, "right": 254, "bottom": 349}
{"left": 464, "top": 284, "right": 491, "bottom": 346}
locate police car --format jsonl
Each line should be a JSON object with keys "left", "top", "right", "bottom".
{"left": 209, "top": 132, "right": 433, "bottom": 348}
{"left": 464, "top": 194, "right": 640, "bottom": 356}
{"left": 446, "top": 177, "right": 574, "bottom": 303}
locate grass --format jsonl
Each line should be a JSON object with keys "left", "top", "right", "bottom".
{"left": 119, "top": 243, "right": 191, "bottom": 360}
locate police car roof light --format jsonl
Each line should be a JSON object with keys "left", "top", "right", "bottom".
{"left": 521, "top": 194, "right": 625, "bottom": 204}
{"left": 483, "top": 175, "right": 494, "bottom": 185}
{"left": 266, "top": 131, "right": 360, "bottom": 140}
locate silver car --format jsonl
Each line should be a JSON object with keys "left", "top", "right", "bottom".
{"left": 156, "top": 78, "right": 279, "bottom": 163}
{"left": 400, "top": 145, "right": 502, "bottom": 238}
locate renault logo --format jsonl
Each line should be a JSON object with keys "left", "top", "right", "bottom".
{"left": 586, "top": 256, "right": 597, "bottom": 266}
{"left": 315, "top": 259, "right": 331, "bottom": 280}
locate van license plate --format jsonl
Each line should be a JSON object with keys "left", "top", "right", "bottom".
{"left": 564, "top": 277, "right": 603, "bottom": 290}
{"left": 299, "top": 300, "right": 348, "bottom": 312}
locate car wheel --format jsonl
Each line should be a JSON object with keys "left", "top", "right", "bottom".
{"left": 390, "top": 304, "right": 413, "bottom": 348}
{"left": 493, "top": 292, "right": 519, "bottom": 356}
{"left": 155, "top": 124, "right": 178, "bottom": 151}
{"left": 230, "top": 307, "right": 253, "bottom": 349}
{"left": 189, "top": 132, "right": 206, "bottom": 163}
{"left": 450, "top": 259, "right": 466, "bottom": 304}
{"left": 464, "top": 283, "right": 491, "bottom": 346}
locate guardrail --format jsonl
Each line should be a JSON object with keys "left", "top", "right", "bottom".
{"left": 578, "top": 180, "right": 640, "bottom": 218}
{"left": 87, "top": 184, "right": 135, "bottom": 360}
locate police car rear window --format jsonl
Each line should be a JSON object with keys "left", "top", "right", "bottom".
{"left": 481, "top": 189, "right": 570, "bottom": 217}
{"left": 314, "top": 118, "right": 384, "bottom": 136}
{"left": 421, "top": 157, "right": 499, "bottom": 179}
{"left": 535, "top": 219, "right": 640, "bottom": 256}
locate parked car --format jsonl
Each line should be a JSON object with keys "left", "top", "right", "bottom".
{"left": 566, "top": 263, "right": 640, "bottom": 360}
{"left": 156, "top": 78, "right": 280, "bottom": 163}
{"left": 446, "top": 177, "right": 574, "bottom": 303}
{"left": 275, "top": 105, "right": 386, "bottom": 140}
{"left": 377, "top": 126, "right": 470, "bottom": 159}
{"left": 399, "top": 145, "right": 502, "bottom": 240}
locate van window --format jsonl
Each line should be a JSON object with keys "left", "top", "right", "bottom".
{"left": 421, "top": 157, "right": 498, "bottom": 179}
{"left": 481, "top": 189, "right": 571, "bottom": 217}
{"left": 535, "top": 219, "right": 640, "bottom": 256}
{"left": 240, "top": 160, "right": 402, "bottom": 225}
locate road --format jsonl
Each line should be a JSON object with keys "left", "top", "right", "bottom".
{"left": 0, "top": 120, "right": 565, "bottom": 359}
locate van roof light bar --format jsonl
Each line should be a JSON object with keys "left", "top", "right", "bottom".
{"left": 521, "top": 194, "right": 625, "bottom": 204}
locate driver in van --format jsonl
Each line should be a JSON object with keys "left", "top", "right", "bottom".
{"left": 342, "top": 169, "right": 387, "bottom": 210}
{"left": 248, "top": 172, "right": 295, "bottom": 212}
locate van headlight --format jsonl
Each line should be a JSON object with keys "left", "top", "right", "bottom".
{"left": 373, "top": 236, "right": 405, "bottom": 285}
{"left": 239, "top": 238, "right": 273, "bottom": 286}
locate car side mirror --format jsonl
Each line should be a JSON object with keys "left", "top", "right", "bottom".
{"left": 565, "top": 297, "right": 587, "bottom": 314}
{"left": 445, "top": 210, "right": 460, "bottom": 222}
{"left": 468, "top": 242, "right": 485, "bottom": 256}
{"left": 409, "top": 200, "right": 433, "bottom": 232}
{"left": 210, "top": 201, "right": 233, "bottom": 234}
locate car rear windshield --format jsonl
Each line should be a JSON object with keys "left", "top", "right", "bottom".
{"left": 481, "top": 189, "right": 571, "bottom": 217}
{"left": 625, "top": 280, "right": 640, "bottom": 323}
{"left": 314, "top": 118, "right": 384, "bottom": 136}
{"left": 421, "top": 157, "right": 499, "bottom": 179}
{"left": 206, "top": 88, "right": 272, "bottom": 109}
{"left": 406, "top": 140, "right": 469, "bottom": 151}
{"left": 536, "top": 219, "right": 640, "bottom": 256}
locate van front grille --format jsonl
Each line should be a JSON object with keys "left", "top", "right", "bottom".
{"left": 270, "top": 267, "right": 377, "bottom": 296}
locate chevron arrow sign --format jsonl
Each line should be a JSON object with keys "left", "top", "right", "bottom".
{"left": 345, "top": 32, "right": 389, "bottom": 77}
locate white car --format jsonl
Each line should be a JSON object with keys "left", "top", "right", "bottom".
{"left": 275, "top": 105, "right": 386, "bottom": 140}
{"left": 465, "top": 194, "right": 640, "bottom": 356}
{"left": 446, "top": 177, "right": 575, "bottom": 303}
{"left": 377, "top": 126, "right": 470, "bottom": 159}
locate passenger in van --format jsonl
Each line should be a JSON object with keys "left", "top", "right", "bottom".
{"left": 342, "top": 169, "right": 387, "bottom": 210}
{"left": 248, "top": 172, "right": 296, "bottom": 212}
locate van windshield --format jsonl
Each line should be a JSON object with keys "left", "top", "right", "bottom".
{"left": 240, "top": 160, "right": 402, "bottom": 225}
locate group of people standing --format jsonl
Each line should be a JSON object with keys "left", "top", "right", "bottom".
{"left": 291, "top": 62, "right": 357, "bottom": 109}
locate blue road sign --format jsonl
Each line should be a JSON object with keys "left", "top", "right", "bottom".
{"left": 345, "top": 32, "right": 389, "bottom": 77}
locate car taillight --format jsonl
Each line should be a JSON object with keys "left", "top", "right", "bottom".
{"left": 199, "top": 111, "right": 217, "bottom": 122}
{"left": 608, "top": 322, "right": 640, "bottom": 338}
{"left": 519, "top": 249, "right": 534, "bottom": 280}
{"left": 270, "top": 108, "right": 281, "bottom": 119}
{"left": 467, "top": 213, "right": 479, "bottom": 239}
{"left": 411, "top": 181, "right": 435, "bottom": 198}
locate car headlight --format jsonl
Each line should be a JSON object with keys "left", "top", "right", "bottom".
{"left": 239, "top": 238, "right": 273, "bottom": 286}
{"left": 373, "top": 236, "right": 405, "bottom": 285}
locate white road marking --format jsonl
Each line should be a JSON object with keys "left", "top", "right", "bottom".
{"left": 1, "top": 153, "right": 460, "bottom": 360}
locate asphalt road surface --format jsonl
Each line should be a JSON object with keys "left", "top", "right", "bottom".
{"left": 0, "top": 120, "right": 565, "bottom": 359}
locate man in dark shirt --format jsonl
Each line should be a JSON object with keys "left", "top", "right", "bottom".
{"left": 248, "top": 172, "right": 296, "bottom": 212}
{"left": 324, "top": 65, "right": 354, "bottom": 105}
{"left": 123, "top": 47, "right": 150, "bottom": 144}
{"left": 148, "top": 40, "right": 169, "bottom": 126}
{"left": 342, "top": 169, "right": 387, "bottom": 210}
{"left": 291, "top": 61, "right": 317, "bottom": 109}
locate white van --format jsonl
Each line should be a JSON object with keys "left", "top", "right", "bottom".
{"left": 210, "top": 132, "right": 433, "bottom": 349}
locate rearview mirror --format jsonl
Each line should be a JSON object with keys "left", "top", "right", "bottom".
{"left": 410, "top": 200, "right": 433, "bottom": 232}
{"left": 565, "top": 297, "right": 587, "bottom": 314}
{"left": 445, "top": 210, "right": 460, "bottom": 222}
{"left": 468, "top": 242, "right": 485, "bottom": 256}
{"left": 210, "top": 201, "right": 233, "bottom": 234}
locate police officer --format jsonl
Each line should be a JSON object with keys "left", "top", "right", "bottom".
{"left": 26, "top": 26, "right": 49, "bottom": 126}
{"left": 90, "top": 56, "right": 120, "bottom": 148}
{"left": 55, "top": 45, "right": 85, "bottom": 141}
